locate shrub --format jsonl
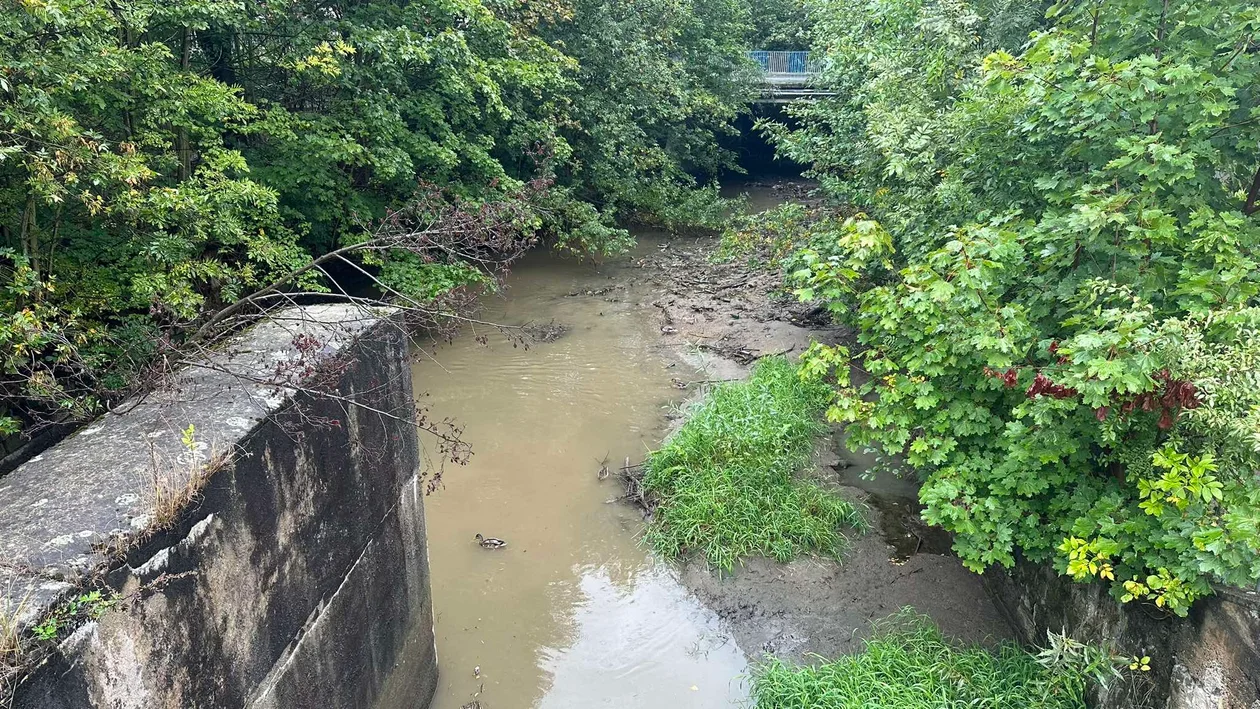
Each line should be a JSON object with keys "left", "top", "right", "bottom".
{"left": 769, "top": 0, "right": 1260, "bottom": 613}
{"left": 751, "top": 612, "right": 1089, "bottom": 709}
{"left": 643, "top": 357, "right": 866, "bottom": 570}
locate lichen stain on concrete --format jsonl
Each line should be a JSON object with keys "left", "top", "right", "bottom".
{"left": 224, "top": 416, "right": 254, "bottom": 430}
{"left": 93, "top": 629, "right": 153, "bottom": 709}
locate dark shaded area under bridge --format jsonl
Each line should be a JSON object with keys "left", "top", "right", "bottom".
{"left": 722, "top": 103, "right": 806, "bottom": 177}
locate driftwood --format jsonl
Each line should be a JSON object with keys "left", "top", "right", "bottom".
{"left": 564, "top": 285, "right": 621, "bottom": 297}
{"left": 597, "top": 456, "right": 656, "bottom": 516}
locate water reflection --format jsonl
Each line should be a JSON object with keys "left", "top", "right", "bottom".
{"left": 538, "top": 564, "right": 748, "bottom": 709}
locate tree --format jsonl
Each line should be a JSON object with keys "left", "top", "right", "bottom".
{"left": 776, "top": 0, "right": 1260, "bottom": 613}
{"left": 544, "top": 0, "right": 755, "bottom": 230}
{"left": 1, "top": 0, "right": 762, "bottom": 439}
{"left": 748, "top": 0, "right": 812, "bottom": 50}
{"left": 0, "top": 0, "right": 310, "bottom": 434}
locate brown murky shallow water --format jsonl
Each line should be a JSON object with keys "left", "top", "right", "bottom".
{"left": 390, "top": 180, "right": 1011, "bottom": 708}
{"left": 409, "top": 236, "right": 750, "bottom": 709}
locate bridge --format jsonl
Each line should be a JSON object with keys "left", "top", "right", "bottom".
{"left": 748, "top": 51, "right": 831, "bottom": 102}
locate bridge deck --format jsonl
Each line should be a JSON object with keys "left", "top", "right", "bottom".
{"left": 749, "top": 50, "right": 830, "bottom": 100}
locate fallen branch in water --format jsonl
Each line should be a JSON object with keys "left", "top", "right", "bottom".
{"left": 600, "top": 457, "right": 657, "bottom": 518}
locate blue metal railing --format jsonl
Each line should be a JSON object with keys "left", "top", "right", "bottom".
{"left": 748, "top": 50, "right": 815, "bottom": 76}
{"left": 747, "top": 50, "right": 830, "bottom": 100}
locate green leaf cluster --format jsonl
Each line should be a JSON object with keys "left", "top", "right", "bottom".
{"left": 544, "top": 0, "right": 755, "bottom": 229}
{"left": 771, "top": 0, "right": 1260, "bottom": 613}
{"left": 32, "top": 590, "right": 118, "bottom": 641}
{"left": 1, "top": 0, "right": 759, "bottom": 432}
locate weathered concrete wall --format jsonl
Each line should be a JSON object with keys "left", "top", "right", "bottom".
{"left": 0, "top": 305, "right": 437, "bottom": 709}
{"left": 986, "top": 562, "right": 1260, "bottom": 709}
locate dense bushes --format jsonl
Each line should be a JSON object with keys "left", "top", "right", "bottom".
{"left": 0, "top": 0, "right": 758, "bottom": 436}
{"left": 767, "top": 0, "right": 1260, "bottom": 613}
{"left": 547, "top": 0, "right": 755, "bottom": 229}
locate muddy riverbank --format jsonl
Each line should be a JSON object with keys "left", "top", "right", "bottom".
{"left": 584, "top": 196, "right": 1013, "bottom": 665}
{"left": 407, "top": 180, "right": 1010, "bottom": 709}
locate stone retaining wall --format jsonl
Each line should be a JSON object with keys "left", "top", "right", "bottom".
{"left": 0, "top": 305, "right": 438, "bottom": 709}
{"left": 986, "top": 562, "right": 1260, "bottom": 708}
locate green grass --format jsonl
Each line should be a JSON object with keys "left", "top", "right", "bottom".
{"left": 751, "top": 612, "right": 1088, "bottom": 709}
{"left": 642, "top": 356, "right": 865, "bottom": 570}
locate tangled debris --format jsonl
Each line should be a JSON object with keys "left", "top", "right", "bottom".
{"left": 597, "top": 456, "right": 657, "bottom": 519}
{"left": 521, "top": 319, "right": 569, "bottom": 343}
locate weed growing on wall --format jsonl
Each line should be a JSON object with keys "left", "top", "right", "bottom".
{"left": 751, "top": 611, "right": 1091, "bottom": 709}
{"left": 31, "top": 591, "right": 118, "bottom": 641}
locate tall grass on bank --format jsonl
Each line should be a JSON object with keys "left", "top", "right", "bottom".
{"left": 751, "top": 612, "right": 1088, "bottom": 709}
{"left": 642, "top": 357, "right": 865, "bottom": 570}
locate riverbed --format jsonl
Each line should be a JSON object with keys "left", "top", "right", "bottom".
{"left": 406, "top": 182, "right": 1011, "bottom": 709}
{"left": 410, "top": 233, "right": 750, "bottom": 709}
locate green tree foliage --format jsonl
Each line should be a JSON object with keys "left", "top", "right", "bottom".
{"left": 747, "top": 0, "right": 812, "bottom": 51}
{"left": 1, "top": 0, "right": 312, "bottom": 432}
{"left": 545, "top": 0, "right": 755, "bottom": 230}
{"left": 216, "top": 0, "right": 576, "bottom": 245}
{"left": 0, "top": 0, "right": 758, "bottom": 435}
{"left": 771, "top": 0, "right": 1260, "bottom": 613}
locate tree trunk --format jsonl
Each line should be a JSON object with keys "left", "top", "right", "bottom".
{"left": 20, "top": 191, "right": 39, "bottom": 286}
{"left": 177, "top": 26, "right": 193, "bottom": 181}
{"left": 200, "top": 28, "right": 237, "bottom": 87}
{"left": 1245, "top": 164, "right": 1260, "bottom": 216}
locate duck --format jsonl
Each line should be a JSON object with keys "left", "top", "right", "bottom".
{"left": 475, "top": 533, "right": 508, "bottom": 549}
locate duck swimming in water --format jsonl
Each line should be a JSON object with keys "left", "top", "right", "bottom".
{"left": 475, "top": 533, "right": 507, "bottom": 549}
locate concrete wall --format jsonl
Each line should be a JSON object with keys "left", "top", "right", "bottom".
{"left": 0, "top": 305, "right": 438, "bottom": 709}
{"left": 986, "top": 562, "right": 1260, "bottom": 709}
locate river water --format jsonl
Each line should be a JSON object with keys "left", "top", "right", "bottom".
{"left": 409, "top": 234, "right": 750, "bottom": 709}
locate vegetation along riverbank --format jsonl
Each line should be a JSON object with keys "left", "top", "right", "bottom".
{"left": 6, "top": 0, "right": 1260, "bottom": 706}
{"left": 0, "top": 0, "right": 757, "bottom": 449}
{"left": 751, "top": 612, "right": 1091, "bottom": 709}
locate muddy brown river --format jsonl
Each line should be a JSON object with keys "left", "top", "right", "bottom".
{"left": 409, "top": 234, "right": 750, "bottom": 709}
{"left": 399, "top": 181, "right": 1012, "bottom": 709}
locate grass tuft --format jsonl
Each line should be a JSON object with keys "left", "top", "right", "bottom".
{"left": 751, "top": 611, "right": 1088, "bottom": 709}
{"left": 642, "top": 356, "right": 865, "bottom": 570}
